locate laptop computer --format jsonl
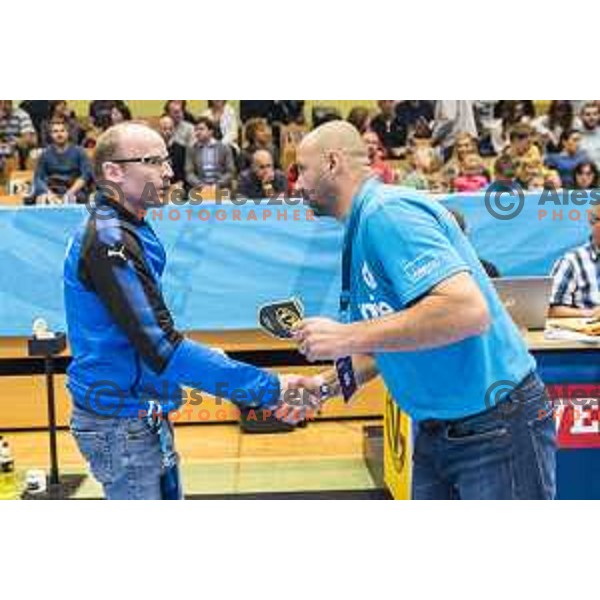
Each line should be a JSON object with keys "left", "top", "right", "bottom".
{"left": 492, "top": 276, "right": 553, "bottom": 331}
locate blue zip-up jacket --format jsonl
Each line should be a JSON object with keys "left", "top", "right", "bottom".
{"left": 63, "top": 194, "right": 280, "bottom": 417}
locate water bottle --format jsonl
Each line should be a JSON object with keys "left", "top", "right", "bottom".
{"left": 0, "top": 438, "right": 19, "bottom": 500}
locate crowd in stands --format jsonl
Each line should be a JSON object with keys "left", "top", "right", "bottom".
{"left": 4, "top": 99, "right": 600, "bottom": 316}
{"left": 2, "top": 100, "right": 600, "bottom": 206}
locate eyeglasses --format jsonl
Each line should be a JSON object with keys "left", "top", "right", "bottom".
{"left": 111, "top": 155, "right": 172, "bottom": 167}
{"left": 589, "top": 214, "right": 600, "bottom": 225}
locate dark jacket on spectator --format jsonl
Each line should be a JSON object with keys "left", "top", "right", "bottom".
{"left": 237, "top": 168, "right": 288, "bottom": 199}
{"left": 167, "top": 140, "right": 187, "bottom": 186}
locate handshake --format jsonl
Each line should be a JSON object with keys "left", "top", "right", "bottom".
{"left": 268, "top": 373, "right": 332, "bottom": 426}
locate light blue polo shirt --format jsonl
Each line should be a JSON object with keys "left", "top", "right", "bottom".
{"left": 346, "top": 178, "right": 535, "bottom": 421}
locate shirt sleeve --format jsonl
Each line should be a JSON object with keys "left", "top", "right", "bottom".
{"left": 363, "top": 203, "right": 471, "bottom": 307}
{"left": 549, "top": 256, "right": 577, "bottom": 307}
{"left": 80, "top": 226, "right": 279, "bottom": 406}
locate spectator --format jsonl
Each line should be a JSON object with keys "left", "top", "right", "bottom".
{"left": 347, "top": 106, "right": 371, "bottom": 135}
{"left": 158, "top": 115, "right": 186, "bottom": 187}
{"left": 362, "top": 131, "right": 395, "bottom": 184}
{"left": 496, "top": 101, "right": 535, "bottom": 129}
{"left": 533, "top": 100, "right": 575, "bottom": 153}
{"left": 401, "top": 146, "right": 442, "bottom": 190}
{"left": 237, "top": 149, "right": 287, "bottom": 199}
{"left": 432, "top": 100, "right": 478, "bottom": 161}
{"left": 395, "top": 101, "right": 434, "bottom": 138}
{"left": 448, "top": 208, "right": 501, "bottom": 278}
{"left": 0, "top": 100, "right": 37, "bottom": 170}
{"left": 503, "top": 123, "right": 541, "bottom": 171}
{"left": 493, "top": 154, "right": 517, "bottom": 184}
{"left": 202, "top": 101, "right": 240, "bottom": 150}
{"left": 239, "top": 101, "right": 304, "bottom": 126}
{"left": 548, "top": 204, "right": 600, "bottom": 318}
{"left": 573, "top": 160, "right": 599, "bottom": 190}
{"left": 185, "top": 116, "right": 235, "bottom": 189}
{"left": 576, "top": 101, "right": 600, "bottom": 168}
{"left": 370, "top": 100, "right": 407, "bottom": 158}
{"left": 165, "top": 100, "right": 195, "bottom": 147}
{"left": 19, "top": 100, "right": 52, "bottom": 139}
{"left": 239, "top": 118, "right": 279, "bottom": 170}
{"left": 516, "top": 157, "right": 549, "bottom": 191}
{"left": 442, "top": 132, "right": 479, "bottom": 181}
{"left": 545, "top": 129, "right": 589, "bottom": 188}
{"left": 41, "top": 101, "right": 83, "bottom": 146}
{"left": 111, "top": 101, "right": 132, "bottom": 125}
{"left": 452, "top": 153, "right": 490, "bottom": 193}
{"left": 89, "top": 100, "right": 118, "bottom": 130}
{"left": 32, "top": 120, "right": 93, "bottom": 204}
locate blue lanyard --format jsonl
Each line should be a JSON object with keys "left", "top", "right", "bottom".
{"left": 340, "top": 178, "right": 373, "bottom": 317}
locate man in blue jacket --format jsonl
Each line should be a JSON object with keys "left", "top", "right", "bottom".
{"left": 64, "top": 122, "right": 317, "bottom": 499}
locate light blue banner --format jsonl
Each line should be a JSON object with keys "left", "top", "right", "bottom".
{"left": 0, "top": 190, "right": 595, "bottom": 336}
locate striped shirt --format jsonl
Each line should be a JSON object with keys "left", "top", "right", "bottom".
{"left": 549, "top": 239, "right": 600, "bottom": 309}
{"left": 0, "top": 107, "right": 35, "bottom": 158}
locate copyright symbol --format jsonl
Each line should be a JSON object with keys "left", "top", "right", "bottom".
{"left": 86, "top": 180, "right": 125, "bottom": 221}
{"left": 484, "top": 380, "right": 520, "bottom": 416}
{"left": 83, "top": 380, "right": 125, "bottom": 417}
{"left": 484, "top": 181, "right": 525, "bottom": 221}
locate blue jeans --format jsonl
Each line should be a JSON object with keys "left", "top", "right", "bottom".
{"left": 70, "top": 405, "right": 182, "bottom": 500}
{"left": 412, "top": 372, "right": 556, "bottom": 500}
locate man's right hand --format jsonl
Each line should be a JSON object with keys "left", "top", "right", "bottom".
{"left": 270, "top": 374, "right": 324, "bottom": 425}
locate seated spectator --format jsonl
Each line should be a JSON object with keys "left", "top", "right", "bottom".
{"left": 493, "top": 154, "right": 517, "bottom": 184}
{"left": 347, "top": 106, "right": 371, "bottom": 135}
{"left": 545, "top": 129, "right": 589, "bottom": 188}
{"left": 503, "top": 123, "right": 541, "bottom": 172}
{"left": 89, "top": 100, "right": 118, "bottom": 130}
{"left": 19, "top": 101, "right": 52, "bottom": 140}
{"left": 452, "top": 153, "right": 490, "bottom": 192}
{"left": 0, "top": 100, "right": 37, "bottom": 169}
{"left": 573, "top": 160, "right": 599, "bottom": 190}
{"left": 363, "top": 131, "right": 395, "bottom": 184}
{"left": 202, "top": 101, "right": 240, "bottom": 151}
{"left": 395, "top": 101, "right": 434, "bottom": 139}
{"left": 158, "top": 115, "right": 186, "bottom": 187}
{"left": 401, "top": 146, "right": 441, "bottom": 190}
{"left": 165, "top": 100, "right": 195, "bottom": 147}
{"left": 448, "top": 208, "right": 501, "bottom": 278}
{"left": 237, "top": 149, "right": 287, "bottom": 199}
{"left": 41, "top": 101, "right": 82, "bottom": 147}
{"left": 185, "top": 116, "right": 235, "bottom": 189}
{"left": 533, "top": 100, "right": 575, "bottom": 154}
{"left": 239, "top": 118, "right": 279, "bottom": 170}
{"left": 442, "top": 132, "right": 479, "bottom": 181}
{"left": 370, "top": 101, "right": 407, "bottom": 158}
{"left": 432, "top": 100, "right": 478, "bottom": 161}
{"left": 548, "top": 205, "right": 600, "bottom": 317}
{"left": 516, "top": 157, "right": 550, "bottom": 191}
{"left": 32, "top": 120, "right": 93, "bottom": 204}
{"left": 576, "top": 101, "right": 600, "bottom": 168}
{"left": 240, "top": 101, "right": 304, "bottom": 126}
{"left": 111, "top": 101, "right": 132, "bottom": 125}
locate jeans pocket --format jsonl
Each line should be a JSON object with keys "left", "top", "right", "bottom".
{"left": 125, "top": 418, "right": 155, "bottom": 441}
{"left": 528, "top": 409, "right": 557, "bottom": 499}
{"left": 445, "top": 422, "right": 510, "bottom": 444}
{"left": 71, "top": 428, "right": 113, "bottom": 485}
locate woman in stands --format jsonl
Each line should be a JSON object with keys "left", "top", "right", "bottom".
{"left": 573, "top": 160, "right": 599, "bottom": 190}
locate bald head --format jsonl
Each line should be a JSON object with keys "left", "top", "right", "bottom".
{"left": 94, "top": 122, "right": 165, "bottom": 179}
{"left": 296, "top": 121, "right": 372, "bottom": 219}
{"left": 94, "top": 122, "right": 173, "bottom": 209}
{"left": 300, "top": 120, "right": 368, "bottom": 168}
